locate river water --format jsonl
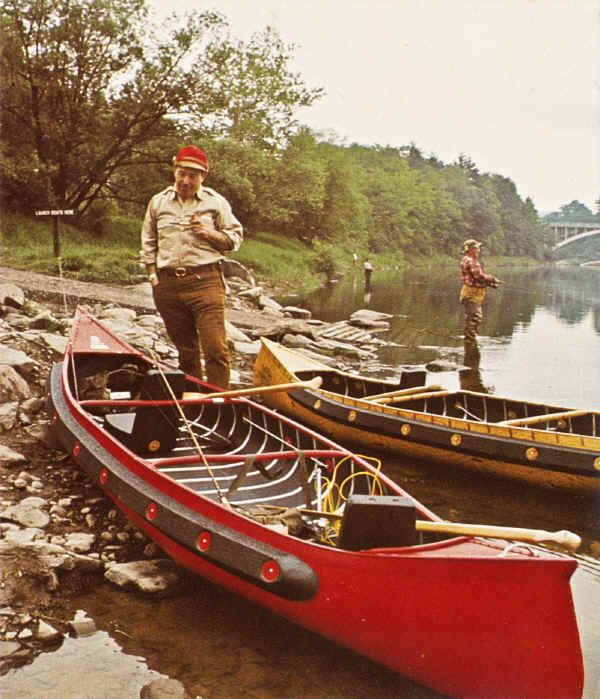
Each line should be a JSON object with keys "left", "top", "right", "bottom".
{"left": 3, "top": 265, "right": 599, "bottom": 698}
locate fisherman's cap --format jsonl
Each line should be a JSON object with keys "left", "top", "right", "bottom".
{"left": 462, "top": 239, "right": 482, "bottom": 251}
{"left": 173, "top": 145, "right": 208, "bottom": 173}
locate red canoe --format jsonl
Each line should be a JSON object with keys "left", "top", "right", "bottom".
{"left": 46, "top": 308, "right": 584, "bottom": 698}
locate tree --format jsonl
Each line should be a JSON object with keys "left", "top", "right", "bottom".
{"left": 190, "top": 27, "right": 324, "bottom": 150}
{"left": 558, "top": 200, "right": 597, "bottom": 222}
{"left": 0, "top": 0, "right": 323, "bottom": 218}
{"left": 545, "top": 200, "right": 598, "bottom": 223}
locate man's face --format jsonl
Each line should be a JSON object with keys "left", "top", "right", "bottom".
{"left": 174, "top": 166, "right": 205, "bottom": 199}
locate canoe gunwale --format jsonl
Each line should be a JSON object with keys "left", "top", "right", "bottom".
{"left": 288, "top": 386, "right": 600, "bottom": 483}
{"left": 42, "top": 321, "right": 586, "bottom": 699}
{"left": 256, "top": 339, "right": 600, "bottom": 491}
{"left": 47, "top": 362, "right": 320, "bottom": 601}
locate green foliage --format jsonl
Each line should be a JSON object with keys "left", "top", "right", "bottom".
{"left": 1, "top": 211, "right": 143, "bottom": 282}
{"left": 0, "top": 0, "right": 567, "bottom": 266}
{"left": 544, "top": 200, "right": 599, "bottom": 223}
{"left": 233, "top": 230, "right": 321, "bottom": 289}
{"left": 310, "top": 240, "right": 341, "bottom": 280}
{"left": 1, "top": 0, "right": 322, "bottom": 215}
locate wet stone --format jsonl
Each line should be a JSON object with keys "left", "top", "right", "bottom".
{"left": 35, "top": 620, "right": 63, "bottom": 644}
{"left": 0, "top": 640, "right": 21, "bottom": 658}
{"left": 140, "top": 678, "right": 193, "bottom": 699}
{"left": 68, "top": 614, "right": 97, "bottom": 638}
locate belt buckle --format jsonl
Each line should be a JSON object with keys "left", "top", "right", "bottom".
{"left": 174, "top": 267, "right": 187, "bottom": 277}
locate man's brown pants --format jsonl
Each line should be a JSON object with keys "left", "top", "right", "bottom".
{"left": 153, "top": 265, "right": 229, "bottom": 388}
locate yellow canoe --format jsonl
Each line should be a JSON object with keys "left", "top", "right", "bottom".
{"left": 254, "top": 338, "right": 600, "bottom": 493}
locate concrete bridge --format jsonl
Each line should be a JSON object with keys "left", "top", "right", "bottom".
{"left": 552, "top": 226, "right": 600, "bottom": 251}
{"left": 548, "top": 220, "right": 600, "bottom": 247}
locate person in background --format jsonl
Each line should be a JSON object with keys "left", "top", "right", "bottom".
{"left": 459, "top": 239, "right": 501, "bottom": 353}
{"left": 364, "top": 257, "right": 373, "bottom": 286}
{"left": 140, "top": 145, "right": 243, "bottom": 389}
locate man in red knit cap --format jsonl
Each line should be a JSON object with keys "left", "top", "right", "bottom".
{"left": 140, "top": 145, "right": 243, "bottom": 388}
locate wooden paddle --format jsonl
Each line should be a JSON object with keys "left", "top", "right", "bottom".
{"left": 415, "top": 521, "right": 581, "bottom": 550}
{"left": 183, "top": 376, "right": 323, "bottom": 401}
{"left": 499, "top": 409, "right": 589, "bottom": 427}
{"left": 296, "top": 509, "right": 581, "bottom": 551}
{"left": 366, "top": 384, "right": 443, "bottom": 404}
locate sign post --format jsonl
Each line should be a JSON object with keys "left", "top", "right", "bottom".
{"left": 34, "top": 209, "right": 75, "bottom": 260}
{"left": 34, "top": 208, "right": 75, "bottom": 312}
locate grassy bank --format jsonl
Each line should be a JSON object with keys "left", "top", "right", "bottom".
{"left": 1, "top": 211, "right": 536, "bottom": 291}
{"left": 1, "top": 212, "right": 330, "bottom": 290}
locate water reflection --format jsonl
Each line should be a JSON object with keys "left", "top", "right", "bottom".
{"left": 6, "top": 265, "right": 598, "bottom": 699}
{"left": 458, "top": 340, "right": 488, "bottom": 393}
{"left": 295, "top": 265, "right": 600, "bottom": 408}
{"left": 1, "top": 629, "right": 164, "bottom": 698}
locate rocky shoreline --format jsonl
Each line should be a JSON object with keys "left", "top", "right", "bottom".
{"left": 0, "top": 265, "right": 401, "bottom": 688}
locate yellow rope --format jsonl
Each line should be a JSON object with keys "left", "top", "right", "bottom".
{"left": 148, "top": 350, "right": 229, "bottom": 506}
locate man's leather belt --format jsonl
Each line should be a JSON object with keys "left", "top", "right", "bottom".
{"left": 160, "top": 263, "right": 219, "bottom": 277}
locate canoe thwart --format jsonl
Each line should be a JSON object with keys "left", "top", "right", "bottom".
{"left": 183, "top": 375, "right": 323, "bottom": 401}
{"left": 380, "top": 389, "right": 452, "bottom": 406}
{"left": 367, "top": 384, "right": 443, "bottom": 404}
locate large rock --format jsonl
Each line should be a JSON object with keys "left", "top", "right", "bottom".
{"left": 104, "top": 559, "right": 182, "bottom": 595}
{"left": 64, "top": 532, "right": 96, "bottom": 554}
{"left": 140, "top": 678, "right": 192, "bottom": 699}
{"left": 0, "top": 364, "right": 31, "bottom": 402}
{"left": 282, "top": 306, "right": 312, "bottom": 319}
{"left": 259, "top": 295, "right": 283, "bottom": 313}
{"left": 0, "top": 536, "right": 104, "bottom": 573}
{"left": 0, "top": 402, "right": 19, "bottom": 430}
{"left": 38, "top": 332, "right": 69, "bottom": 356}
{"left": 36, "top": 619, "right": 63, "bottom": 644}
{"left": 349, "top": 309, "right": 394, "bottom": 327}
{"left": 220, "top": 258, "right": 254, "bottom": 284}
{"left": 225, "top": 320, "right": 252, "bottom": 343}
{"left": 249, "top": 318, "right": 319, "bottom": 341}
{"left": 0, "top": 640, "right": 21, "bottom": 659}
{"left": 1, "top": 496, "right": 50, "bottom": 528}
{"left": 0, "top": 344, "right": 37, "bottom": 372}
{"left": 0, "top": 443, "right": 27, "bottom": 467}
{"left": 99, "top": 307, "right": 138, "bottom": 323}
{"left": 0, "top": 283, "right": 25, "bottom": 308}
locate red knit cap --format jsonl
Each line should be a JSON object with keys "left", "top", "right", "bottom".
{"left": 173, "top": 145, "right": 208, "bottom": 172}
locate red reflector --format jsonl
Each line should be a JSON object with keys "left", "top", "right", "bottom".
{"left": 100, "top": 469, "right": 108, "bottom": 485}
{"left": 73, "top": 442, "right": 80, "bottom": 456}
{"left": 197, "top": 531, "right": 211, "bottom": 552}
{"left": 261, "top": 559, "right": 280, "bottom": 583}
{"left": 51, "top": 413, "right": 58, "bottom": 425}
{"left": 146, "top": 502, "right": 157, "bottom": 520}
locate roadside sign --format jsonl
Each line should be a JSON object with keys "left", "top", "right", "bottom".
{"left": 34, "top": 209, "right": 76, "bottom": 258}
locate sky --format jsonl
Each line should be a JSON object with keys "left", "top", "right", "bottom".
{"left": 148, "top": 0, "right": 599, "bottom": 215}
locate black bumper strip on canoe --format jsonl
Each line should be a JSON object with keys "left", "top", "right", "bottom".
{"left": 287, "top": 388, "right": 599, "bottom": 480}
{"left": 47, "top": 363, "right": 318, "bottom": 602}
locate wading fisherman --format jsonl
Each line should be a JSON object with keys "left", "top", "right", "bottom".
{"left": 140, "top": 145, "right": 243, "bottom": 388}
{"left": 459, "top": 239, "right": 501, "bottom": 349}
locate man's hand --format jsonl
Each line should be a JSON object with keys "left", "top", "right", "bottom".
{"left": 187, "top": 216, "right": 231, "bottom": 252}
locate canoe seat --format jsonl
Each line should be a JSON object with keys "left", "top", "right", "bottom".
{"left": 338, "top": 495, "right": 417, "bottom": 550}
{"left": 104, "top": 369, "right": 186, "bottom": 455}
